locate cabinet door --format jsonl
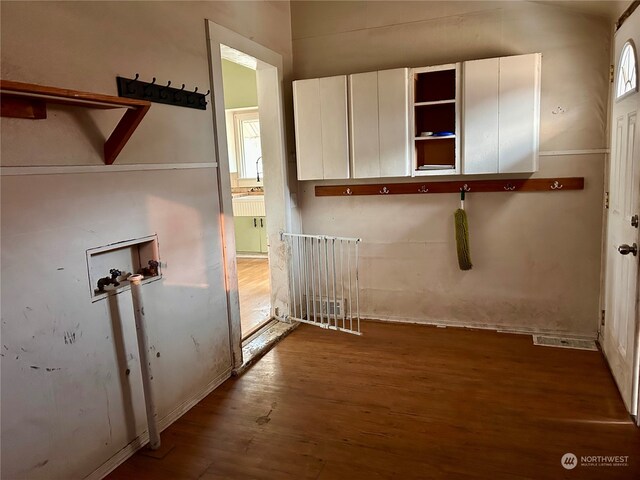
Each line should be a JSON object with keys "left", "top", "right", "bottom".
{"left": 378, "top": 68, "right": 410, "bottom": 177}
{"left": 498, "top": 53, "right": 541, "bottom": 173}
{"left": 258, "top": 217, "right": 268, "bottom": 253}
{"left": 462, "top": 58, "right": 499, "bottom": 174}
{"left": 350, "top": 71, "right": 380, "bottom": 178}
{"left": 293, "top": 79, "right": 324, "bottom": 180}
{"left": 320, "top": 76, "right": 350, "bottom": 179}
{"left": 234, "top": 217, "right": 261, "bottom": 253}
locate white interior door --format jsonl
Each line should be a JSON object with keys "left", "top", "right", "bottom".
{"left": 603, "top": 7, "right": 640, "bottom": 419}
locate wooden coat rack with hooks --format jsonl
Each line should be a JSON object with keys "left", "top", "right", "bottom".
{"left": 315, "top": 177, "right": 584, "bottom": 197}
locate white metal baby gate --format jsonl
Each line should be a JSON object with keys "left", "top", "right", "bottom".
{"left": 281, "top": 232, "right": 362, "bottom": 335}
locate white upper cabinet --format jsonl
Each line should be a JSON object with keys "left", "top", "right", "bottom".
{"left": 498, "top": 54, "right": 541, "bottom": 173}
{"left": 350, "top": 68, "right": 410, "bottom": 178}
{"left": 462, "top": 53, "right": 541, "bottom": 174}
{"left": 293, "top": 53, "right": 541, "bottom": 181}
{"left": 462, "top": 58, "right": 499, "bottom": 174}
{"left": 293, "top": 76, "right": 350, "bottom": 180}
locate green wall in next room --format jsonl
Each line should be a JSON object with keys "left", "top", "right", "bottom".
{"left": 222, "top": 59, "right": 258, "bottom": 109}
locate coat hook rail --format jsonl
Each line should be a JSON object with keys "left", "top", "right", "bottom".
{"left": 116, "top": 75, "right": 208, "bottom": 110}
{"left": 315, "top": 177, "right": 584, "bottom": 197}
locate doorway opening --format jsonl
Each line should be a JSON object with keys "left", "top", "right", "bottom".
{"left": 220, "top": 46, "right": 272, "bottom": 339}
{"left": 207, "top": 19, "right": 294, "bottom": 367}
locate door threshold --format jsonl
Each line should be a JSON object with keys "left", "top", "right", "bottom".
{"left": 242, "top": 316, "right": 273, "bottom": 342}
{"left": 234, "top": 320, "right": 298, "bottom": 376}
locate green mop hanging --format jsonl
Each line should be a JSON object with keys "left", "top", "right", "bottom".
{"left": 454, "top": 189, "right": 473, "bottom": 270}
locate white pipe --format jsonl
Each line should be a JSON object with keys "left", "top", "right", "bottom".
{"left": 128, "top": 274, "right": 161, "bottom": 450}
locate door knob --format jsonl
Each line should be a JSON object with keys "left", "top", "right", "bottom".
{"left": 618, "top": 243, "right": 638, "bottom": 256}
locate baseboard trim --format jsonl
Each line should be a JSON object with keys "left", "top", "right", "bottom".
{"left": 84, "top": 366, "right": 232, "bottom": 480}
{"left": 362, "top": 314, "right": 597, "bottom": 340}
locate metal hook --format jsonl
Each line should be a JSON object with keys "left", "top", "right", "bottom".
{"left": 550, "top": 180, "right": 564, "bottom": 190}
{"left": 159, "top": 80, "right": 171, "bottom": 98}
{"left": 126, "top": 73, "right": 139, "bottom": 93}
{"left": 144, "top": 77, "right": 156, "bottom": 96}
{"left": 418, "top": 185, "right": 429, "bottom": 193}
{"left": 504, "top": 183, "right": 516, "bottom": 191}
{"left": 199, "top": 90, "right": 210, "bottom": 107}
{"left": 173, "top": 84, "right": 186, "bottom": 101}
{"left": 188, "top": 87, "right": 198, "bottom": 104}
{"left": 379, "top": 187, "right": 390, "bottom": 195}
{"left": 460, "top": 184, "right": 471, "bottom": 192}
{"left": 344, "top": 188, "right": 353, "bottom": 196}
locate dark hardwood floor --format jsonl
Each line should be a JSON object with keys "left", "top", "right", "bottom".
{"left": 107, "top": 322, "right": 640, "bottom": 479}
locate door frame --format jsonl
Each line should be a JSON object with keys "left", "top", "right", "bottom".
{"left": 601, "top": 9, "right": 640, "bottom": 424}
{"left": 206, "top": 20, "right": 293, "bottom": 368}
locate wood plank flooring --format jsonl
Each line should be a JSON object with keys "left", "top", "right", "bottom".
{"left": 107, "top": 322, "right": 640, "bottom": 479}
{"left": 237, "top": 257, "right": 270, "bottom": 337}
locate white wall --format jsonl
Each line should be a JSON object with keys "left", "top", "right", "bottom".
{"left": 291, "top": 1, "right": 611, "bottom": 336}
{"left": 0, "top": 1, "right": 292, "bottom": 479}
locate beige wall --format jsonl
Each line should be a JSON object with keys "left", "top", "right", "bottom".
{"left": 0, "top": 2, "right": 291, "bottom": 479}
{"left": 291, "top": 1, "right": 611, "bottom": 336}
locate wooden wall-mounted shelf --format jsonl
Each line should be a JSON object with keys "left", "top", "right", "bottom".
{"left": 315, "top": 177, "right": 584, "bottom": 197}
{"left": 0, "top": 80, "right": 151, "bottom": 165}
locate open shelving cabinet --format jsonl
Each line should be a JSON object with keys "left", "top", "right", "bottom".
{"left": 0, "top": 79, "right": 151, "bottom": 165}
{"left": 410, "top": 63, "right": 460, "bottom": 176}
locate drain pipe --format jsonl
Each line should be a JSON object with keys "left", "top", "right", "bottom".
{"left": 129, "top": 274, "right": 161, "bottom": 450}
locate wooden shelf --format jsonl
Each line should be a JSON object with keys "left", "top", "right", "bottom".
{"left": 416, "top": 165, "right": 456, "bottom": 170}
{"left": 415, "top": 135, "right": 456, "bottom": 141}
{"left": 414, "top": 100, "right": 455, "bottom": 106}
{"left": 315, "top": 177, "right": 584, "bottom": 197}
{"left": 0, "top": 79, "right": 151, "bottom": 165}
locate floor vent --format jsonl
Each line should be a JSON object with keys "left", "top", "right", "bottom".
{"left": 532, "top": 335, "right": 597, "bottom": 351}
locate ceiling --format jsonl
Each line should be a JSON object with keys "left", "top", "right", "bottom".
{"left": 220, "top": 44, "right": 257, "bottom": 70}
{"left": 533, "top": 1, "right": 630, "bottom": 21}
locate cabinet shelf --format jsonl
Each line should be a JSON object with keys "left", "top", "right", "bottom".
{"left": 414, "top": 100, "right": 455, "bottom": 106}
{"left": 415, "top": 135, "right": 456, "bottom": 141}
{"left": 0, "top": 79, "right": 151, "bottom": 165}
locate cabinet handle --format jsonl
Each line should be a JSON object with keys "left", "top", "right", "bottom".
{"left": 254, "top": 218, "right": 257, "bottom": 228}
{"left": 260, "top": 218, "right": 264, "bottom": 228}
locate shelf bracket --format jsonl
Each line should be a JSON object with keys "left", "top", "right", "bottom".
{"left": 1, "top": 79, "right": 151, "bottom": 165}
